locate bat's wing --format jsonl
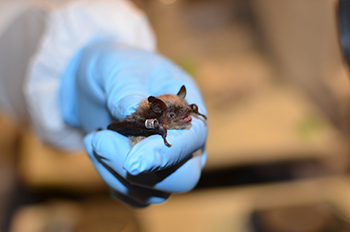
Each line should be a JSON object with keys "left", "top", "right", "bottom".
{"left": 107, "top": 121, "right": 171, "bottom": 147}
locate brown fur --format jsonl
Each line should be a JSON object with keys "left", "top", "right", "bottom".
{"left": 123, "top": 88, "right": 192, "bottom": 130}
{"left": 109, "top": 85, "right": 205, "bottom": 146}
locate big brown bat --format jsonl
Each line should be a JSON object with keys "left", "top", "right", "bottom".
{"left": 107, "top": 85, "right": 207, "bottom": 147}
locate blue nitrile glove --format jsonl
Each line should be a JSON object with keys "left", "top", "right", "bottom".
{"left": 60, "top": 40, "right": 208, "bottom": 207}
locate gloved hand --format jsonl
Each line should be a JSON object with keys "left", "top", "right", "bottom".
{"left": 60, "top": 40, "right": 208, "bottom": 207}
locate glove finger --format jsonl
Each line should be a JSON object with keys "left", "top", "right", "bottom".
{"left": 147, "top": 60, "right": 203, "bottom": 103}
{"left": 84, "top": 131, "right": 170, "bottom": 205}
{"left": 98, "top": 43, "right": 205, "bottom": 119}
{"left": 127, "top": 147, "right": 205, "bottom": 192}
{"left": 124, "top": 116, "right": 208, "bottom": 175}
{"left": 143, "top": 55, "right": 207, "bottom": 113}
{"left": 152, "top": 148, "right": 205, "bottom": 193}
{"left": 93, "top": 44, "right": 154, "bottom": 119}
{"left": 106, "top": 78, "right": 150, "bottom": 120}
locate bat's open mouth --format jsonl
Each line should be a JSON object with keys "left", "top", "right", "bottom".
{"left": 180, "top": 116, "right": 192, "bottom": 124}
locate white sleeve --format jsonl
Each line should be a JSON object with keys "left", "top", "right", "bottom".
{"left": 0, "top": 0, "right": 46, "bottom": 122}
{"left": 24, "top": 0, "right": 156, "bottom": 150}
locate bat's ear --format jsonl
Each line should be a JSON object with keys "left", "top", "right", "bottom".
{"left": 148, "top": 96, "right": 168, "bottom": 114}
{"left": 177, "top": 85, "right": 186, "bottom": 99}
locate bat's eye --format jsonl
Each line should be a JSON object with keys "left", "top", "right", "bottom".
{"left": 169, "top": 113, "right": 175, "bottom": 117}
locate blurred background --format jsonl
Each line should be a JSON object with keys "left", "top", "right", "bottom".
{"left": 2, "top": 0, "right": 350, "bottom": 231}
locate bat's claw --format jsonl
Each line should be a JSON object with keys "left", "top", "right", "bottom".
{"left": 163, "top": 138, "right": 172, "bottom": 147}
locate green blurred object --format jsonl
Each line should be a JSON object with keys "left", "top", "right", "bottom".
{"left": 176, "top": 57, "right": 197, "bottom": 80}
{"left": 296, "top": 116, "right": 324, "bottom": 142}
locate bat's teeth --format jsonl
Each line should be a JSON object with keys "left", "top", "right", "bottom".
{"left": 183, "top": 116, "right": 192, "bottom": 123}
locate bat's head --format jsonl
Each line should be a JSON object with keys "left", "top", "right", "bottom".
{"left": 148, "top": 85, "right": 192, "bottom": 129}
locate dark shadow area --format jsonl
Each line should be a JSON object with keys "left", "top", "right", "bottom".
{"left": 196, "top": 157, "right": 340, "bottom": 190}
{"left": 249, "top": 202, "right": 350, "bottom": 232}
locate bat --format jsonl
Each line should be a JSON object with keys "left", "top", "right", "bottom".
{"left": 107, "top": 85, "right": 207, "bottom": 147}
